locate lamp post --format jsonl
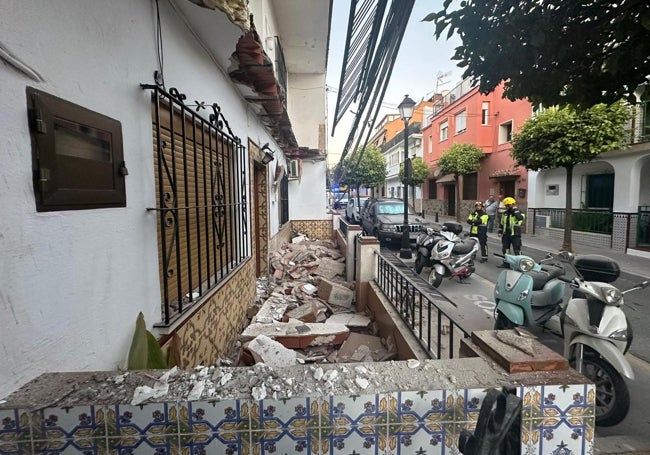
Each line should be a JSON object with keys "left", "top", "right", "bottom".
{"left": 398, "top": 95, "right": 416, "bottom": 259}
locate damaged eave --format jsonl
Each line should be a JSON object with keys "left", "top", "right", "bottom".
{"left": 229, "top": 29, "right": 300, "bottom": 155}
{"left": 186, "top": 0, "right": 249, "bottom": 31}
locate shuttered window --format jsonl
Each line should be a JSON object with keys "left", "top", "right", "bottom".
{"left": 146, "top": 85, "right": 249, "bottom": 325}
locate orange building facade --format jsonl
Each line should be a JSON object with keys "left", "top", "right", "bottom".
{"left": 421, "top": 80, "right": 533, "bottom": 218}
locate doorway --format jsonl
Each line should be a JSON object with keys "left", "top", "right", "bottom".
{"left": 444, "top": 184, "right": 456, "bottom": 217}
{"left": 253, "top": 161, "right": 269, "bottom": 276}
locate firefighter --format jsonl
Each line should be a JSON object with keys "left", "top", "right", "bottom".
{"left": 497, "top": 197, "right": 525, "bottom": 268}
{"left": 467, "top": 201, "right": 489, "bottom": 262}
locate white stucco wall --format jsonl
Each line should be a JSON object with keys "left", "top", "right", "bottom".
{"left": 289, "top": 160, "right": 329, "bottom": 220}
{"left": 0, "top": 0, "right": 278, "bottom": 398}
{"left": 526, "top": 147, "right": 650, "bottom": 212}
{"left": 288, "top": 73, "right": 327, "bottom": 150}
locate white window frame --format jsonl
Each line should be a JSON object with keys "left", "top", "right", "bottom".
{"left": 455, "top": 110, "right": 467, "bottom": 134}
{"left": 440, "top": 120, "right": 449, "bottom": 141}
{"left": 499, "top": 120, "right": 513, "bottom": 144}
{"left": 481, "top": 102, "right": 489, "bottom": 125}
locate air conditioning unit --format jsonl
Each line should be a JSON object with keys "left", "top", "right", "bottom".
{"left": 288, "top": 159, "right": 300, "bottom": 180}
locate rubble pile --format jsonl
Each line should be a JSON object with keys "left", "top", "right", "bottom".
{"left": 237, "top": 235, "right": 398, "bottom": 369}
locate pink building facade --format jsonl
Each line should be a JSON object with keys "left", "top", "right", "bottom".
{"left": 421, "top": 80, "right": 532, "bottom": 218}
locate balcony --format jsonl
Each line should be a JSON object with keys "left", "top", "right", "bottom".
{"left": 630, "top": 100, "right": 650, "bottom": 144}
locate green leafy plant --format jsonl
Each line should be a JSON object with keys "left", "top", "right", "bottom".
{"left": 127, "top": 312, "right": 180, "bottom": 369}
{"left": 437, "top": 143, "right": 484, "bottom": 221}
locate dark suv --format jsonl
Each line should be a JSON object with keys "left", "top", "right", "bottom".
{"left": 361, "top": 198, "right": 430, "bottom": 244}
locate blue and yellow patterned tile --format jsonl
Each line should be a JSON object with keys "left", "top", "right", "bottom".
{"left": 322, "top": 427, "right": 381, "bottom": 455}
{"left": 394, "top": 422, "right": 454, "bottom": 455}
{"left": 32, "top": 438, "right": 109, "bottom": 454}
{"left": 327, "top": 393, "right": 384, "bottom": 431}
{"left": 105, "top": 402, "right": 179, "bottom": 453}
{"left": 528, "top": 384, "right": 595, "bottom": 455}
{"left": 177, "top": 436, "right": 245, "bottom": 455}
{"left": 259, "top": 397, "right": 318, "bottom": 435}
{"left": 181, "top": 399, "right": 249, "bottom": 437}
{"left": 456, "top": 388, "right": 489, "bottom": 424}
{"left": 0, "top": 408, "right": 33, "bottom": 454}
{"left": 31, "top": 405, "right": 107, "bottom": 441}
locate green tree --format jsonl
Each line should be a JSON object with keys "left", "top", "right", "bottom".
{"left": 512, "top": 102, "right": 630, "bottom": 251}
{"left": 399, "top": 157, "right": 429, "bottom": 210}
{"left": 424, "top": 1, "right": 650, "bottom": 108}
{"left": 340, "top": 145, "right": 387, "bottom": 203}
{"left": 437, "top": 143, "right": 484, "bottom": 221}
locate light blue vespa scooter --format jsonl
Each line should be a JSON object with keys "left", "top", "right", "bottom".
{"left": 493, "top": 253, "right": 566, "bottom": 330}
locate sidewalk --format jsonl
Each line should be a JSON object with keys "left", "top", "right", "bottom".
{"left": 433, "top": 214, "right": 650, "bottom": 280}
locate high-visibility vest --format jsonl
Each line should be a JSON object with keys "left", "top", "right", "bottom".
{"left": 499, "top": 209, "right": 525, "bottom": 236}
{"left": 467, "top": 211, "right": 489, "bottom": 234}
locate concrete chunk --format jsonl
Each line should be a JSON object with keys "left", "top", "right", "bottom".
{"left": 246, "top": 335, "right": 298, "bottom": 368}
{"left": 241, "top": 322, "right": 350, "bottom": 349}
{"left": 314, "top": 258, "right": 345, "bottom": 279}
{"left": 317, "top": 278, "right": 354, "bottom": 308}
{"left": 326, "top": 313, "right": 371, "bottom": 329}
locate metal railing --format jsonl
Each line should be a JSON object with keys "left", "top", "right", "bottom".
{"left": 532, "top": 208, "right": 613, "bottom": 234}
{"left": 376, "top": 254, "right": 471, "bottom": 359}
{"left": 143, "top": 84, "right": 250, "bottom": 326}
{"left": 273, "top": 36, "right": 287, "bottom": 105}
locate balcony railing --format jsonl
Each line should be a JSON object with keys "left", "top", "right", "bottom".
{"left": 273, "top": 36, "right": 287, "bottom": 105}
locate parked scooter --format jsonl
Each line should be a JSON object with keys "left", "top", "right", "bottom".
{"left": 414, "top": 221, "right": 479, "bottom": 288}
{"left": 493, "top": 251, "right": 649, "bottom": 427}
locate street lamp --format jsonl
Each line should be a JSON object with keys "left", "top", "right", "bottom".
{"left": 398, "top": 94, "right": 416, "bottom": 259}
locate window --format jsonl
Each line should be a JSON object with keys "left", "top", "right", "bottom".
{"left": 147, "top": 85, "right": 249, "bottom": 326}
{"left": 455, "top": 110, "right": 467, "bottom": 133}
{"left": 587, "top": 174, "right": 614, "bottom": 208}
{"left": 440, "top": 120, "right": 448, "bottom": 141}
{"left": 279, "top": 175, "right": 289, "bottom": 225}
{"left": 462, "top": 173, "right": 478, "bottom": 200}
{"left": 427, "top": 135, "right": 433, "bottom": 154}
{"left": 499, "top": 121, "right": 513, "bottom": 143}
{"left": 481, "top": 102, "right": 489, "bottom": 125}
{"left": 26, "top": 87, "right": 126, "bottom": 211}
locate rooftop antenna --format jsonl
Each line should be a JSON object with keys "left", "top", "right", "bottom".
{"left": 435, "top": 70, "right": 452, "bottom": 92}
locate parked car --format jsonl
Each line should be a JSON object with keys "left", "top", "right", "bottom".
{"left": 361, "top": 198, "right": 431, "bottom": 244}
{"left": 332, "top": 193, "right": 349, "bottom": 210}
{"left": 345, "top": 196, "right": 370, "bottom": 223}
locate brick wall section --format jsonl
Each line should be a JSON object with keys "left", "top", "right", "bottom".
{"left": 269, "top": 223, "right": 293, "bottom": 253}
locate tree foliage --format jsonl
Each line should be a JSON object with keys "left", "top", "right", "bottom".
{"left": 512, "top": 103, "right": 630, "bottom": 170}
{"left": 512, "top": 102, "right": 630, "bottom": 251}
{"left": 438, "top": 143, "right": 484, "bottom": 221}
{"left": 339, "top": 145, "right": 387, "bottom": 193}
{"left": 424, "top": 0, "right": 650, "bottom": 108}
{"left": 399, "top": 157, "right": 430, "bottom": 209}
{"left": 438, "top": 143, "right": 484, "bottom": 176}
{"left": 398, "top": 157, "right": 429, "bottom": 186}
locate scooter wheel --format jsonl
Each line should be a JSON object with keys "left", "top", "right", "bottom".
{"left": 428, "top": 270, "right": 444, "bottom": 288}
{"left": 414, "top": 254, "right": 425, "bottom": 274}
{"left": 571, "top": 351, "right": 630, "bottom": 427}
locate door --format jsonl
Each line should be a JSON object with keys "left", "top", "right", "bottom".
{"left": 445, "top": 184, "right": 456, "bottom": 217}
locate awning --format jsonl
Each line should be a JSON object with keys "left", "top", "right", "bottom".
{"left": 436, "top": 174, "right": 456, "bottom": 184}
{"left": 489, "top": 174, "right": 518, "bottom": 180}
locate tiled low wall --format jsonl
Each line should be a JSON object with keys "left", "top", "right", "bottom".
{"left": 0, "top": 357, "right": 593, "bottom": 454}
{"left": 292, "top": 219, "right": 333, "bottom": 240}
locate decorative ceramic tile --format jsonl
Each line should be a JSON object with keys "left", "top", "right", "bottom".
{"left": 0, "top": 408, "right": 32, "bottom": 454}
{"left": 182, "top": 400, "right": 249, "bottom": 436}
{"left": 106, "top": 403, "right": 179, "bottom": 453}
{"left": 394, "top": 423, "right": 454, "bottom": 455}
{"left": 328, "top": 393, "right": 384, "bottom": 430}
{"left": 528, "top": 384, "right": 595, "bottom": 455}
{"left": 32, "top": 438, "right": 108, "bottom": 454}
{"left": 31, "top": 406, "right": 107, "bottom": 441}
{"left": 254, "top": 396, "right": 318, "bottom": 442}
{"left": 456, "top": 388, "right": 489, "bottom": 424}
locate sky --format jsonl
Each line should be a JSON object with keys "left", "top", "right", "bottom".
{"left": 326, "top": 0, "right": 463, "bottom": 167}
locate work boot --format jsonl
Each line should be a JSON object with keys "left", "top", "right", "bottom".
{"left": 479, "top": 257, "right": 488, "bottom": 263}
{"left": 496, "top": 262, "right": 509, "bottom": 269}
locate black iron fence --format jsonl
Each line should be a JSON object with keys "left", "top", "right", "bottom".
{"left": 531, "top": 208, "right": 613, "bottom": 234}
{"left": 376, "top": 254, "right": 471, "bottom": 359}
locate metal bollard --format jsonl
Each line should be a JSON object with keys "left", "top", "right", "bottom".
{"left": 435, "top": 212, "right": 439, "bottom": 223}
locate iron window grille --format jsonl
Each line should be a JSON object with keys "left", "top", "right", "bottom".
{"left": 142, "top": 84, "right": 250, "bottom": 326}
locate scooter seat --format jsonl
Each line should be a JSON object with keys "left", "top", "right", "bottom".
{"left": 529, "top": 265, "right": 565, "bottom": 290}
{"left": 452, "top": 238, "right": 477, "bottom": 255}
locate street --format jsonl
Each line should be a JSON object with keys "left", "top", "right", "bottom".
{"left": 378, "top": 236, "right": 650, "bottom": 448}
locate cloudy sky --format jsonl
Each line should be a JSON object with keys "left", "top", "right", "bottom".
{"left": 325, "top": 0, "right": 463, "bottom": 166}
